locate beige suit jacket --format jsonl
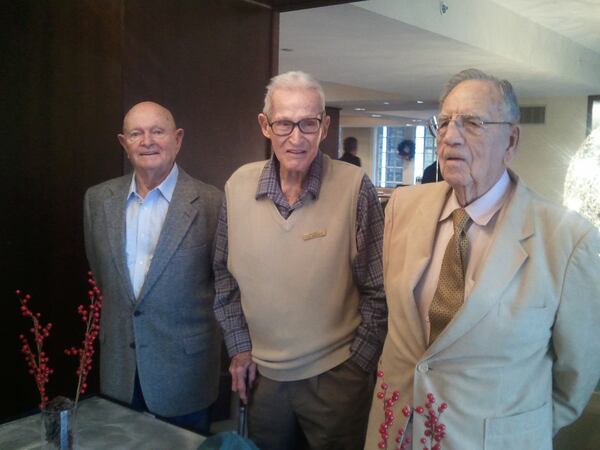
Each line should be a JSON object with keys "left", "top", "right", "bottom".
{"left": 365, "top": 171, "right": 600, "bottom": 450}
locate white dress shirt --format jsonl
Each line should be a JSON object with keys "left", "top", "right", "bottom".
{"left": 415, "top": 170, "right": 513, "bottom": 343}
{"left": 126, "top": 164, "right": 179, "bottom": 298}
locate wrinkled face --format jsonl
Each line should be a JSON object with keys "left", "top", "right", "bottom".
{"left": 118, "top": 102, "right": 183, "bottom": 180}
{"left": 437, "top": 80, "right": 519, "bottom": 201}
{"left": 258, "top": 88, "right": 330, "bottom": 177}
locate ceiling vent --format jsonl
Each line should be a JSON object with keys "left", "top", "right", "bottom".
{"left": 520, "top": 106, "right": 546, "bottom": 124}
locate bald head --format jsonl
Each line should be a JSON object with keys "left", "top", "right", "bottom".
{"left": 122, "top": 101, "right": 177, "bottom": 134}
{"left": 117, "top": 101, "right": 184, "bottom": 195}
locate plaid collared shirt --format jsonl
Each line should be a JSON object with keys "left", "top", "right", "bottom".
{"left": 213, "top": 152, "right": 387, "bottom": 372}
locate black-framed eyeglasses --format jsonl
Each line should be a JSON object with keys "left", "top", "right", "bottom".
{"left": 428, "top": 114, "right": 513, "bottom": 138}
{"left": 266, "top": 114, "right": 324, "bottom": 136}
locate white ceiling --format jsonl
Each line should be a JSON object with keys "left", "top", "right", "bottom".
{"left": 279, "top": 0, "right": 600, "bottom": 124}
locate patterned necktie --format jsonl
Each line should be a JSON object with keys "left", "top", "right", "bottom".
{"left": 429, "top": 208, "right": 471, "bottom": 344}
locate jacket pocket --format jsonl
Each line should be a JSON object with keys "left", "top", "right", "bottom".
{"left": 484, "top": 402, "right": 552, "bottom": 450}
{"left": 182, "top": 329, "right": 214, "bottom": 356}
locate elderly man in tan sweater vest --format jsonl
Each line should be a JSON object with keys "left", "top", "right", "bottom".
{"left": 213, "top": 71, "right": 387, "bottom": 449}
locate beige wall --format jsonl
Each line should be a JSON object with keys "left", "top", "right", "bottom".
{"left": 512, "top": 96, "right": 588, "bottom": 205}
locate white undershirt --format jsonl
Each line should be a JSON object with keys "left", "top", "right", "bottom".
{"left": 414, "top": 170, "right": 513, "bottom": 344}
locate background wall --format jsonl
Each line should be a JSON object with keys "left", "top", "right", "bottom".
{"left": 512, "top": 96, "right": 588, "bottom": 204}
{"left": 1, "top": 0, "right": 275, "bottom": 420}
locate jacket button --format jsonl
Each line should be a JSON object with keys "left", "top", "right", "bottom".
{"left": 417, "top": 362, "right": 429, "bottom": 373}
{"left": 133, "top": 310, "right": 142, "bottom": 317}
{"left": 129, "top": 342, "right": 136, "bottom": 349}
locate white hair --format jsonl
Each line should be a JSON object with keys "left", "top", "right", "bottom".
{"left": 440, "top": 68, "right": 520, "bottom": 123}
{"left": 262, "top": 71, "right": 326, "bottom": 116}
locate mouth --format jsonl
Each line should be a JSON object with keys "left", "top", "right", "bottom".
{"left": 444, "top": 155, "right": 465, "bottom": 163}
{"left": 139, "top": 151, "right": 160, "bottom": 156}
{"left": 286, "top": 149, "right": 306, "bottom": 156}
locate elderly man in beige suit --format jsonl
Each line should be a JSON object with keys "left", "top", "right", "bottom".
{"left": 365, "top": 69, "right": 600, "bottom": 450}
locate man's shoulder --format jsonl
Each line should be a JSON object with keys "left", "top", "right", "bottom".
{"left": 227, "top": 160, "right": 268, "bottom": 183}
{"left": 517, "top": 181, "right": 596, "bottom": 237}
{"left": 86, "top": 174, "right": 131, "bottom": 199}
{"left": 392, "top": 180, "right": 447, "bottom": 202}
{"left": 178, "top": 169, "right": 221, "bottom": 196}
{"left": 327, "top": 155, "right": 364, "bottom": 178}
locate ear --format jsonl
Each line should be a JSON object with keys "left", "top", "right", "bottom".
{"left": 117, "top": 134, "right": 129, "bottom": 154}
{"left": 258, "top": 113, "right": 271, "bottom": 139}
{"left": 319, "top": 115, "right": 331, "bottom": 143}
{"left": 504, "top": 125, "right": 520, "bottom": 165}
{"left": 174, "top": 128, "right": 184, "bottom": 153}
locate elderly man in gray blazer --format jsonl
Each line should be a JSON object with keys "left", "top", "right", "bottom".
{"left": 84, "top": 101, "right": 222, "bottom": 434}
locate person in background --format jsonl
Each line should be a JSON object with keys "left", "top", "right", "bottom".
{"left": 84, "top": 101, "right": 222, "bottom": 434}
{"left": 339, "top": 136, "right": 362, "bottom": 167}
{"left": 365, "top": 69, "right": 600, "bottom": 449}
{"left": 421, "top": 158, "right": 443, "bottom": 183}
{"left": 214, "top": 71, "right": 387, "bottom": 450}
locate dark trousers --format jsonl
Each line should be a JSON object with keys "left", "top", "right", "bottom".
{"left": 131, "top": 370, "right": 212, "bottom": 435}
{"left": 248, "top": 359, "right": 374, "bottom": 450}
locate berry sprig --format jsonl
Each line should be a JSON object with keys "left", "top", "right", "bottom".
{"left": 16, "top": 290, "right": 54, "bottom": 409}
{"left": 376, "top": 369, "right": 411, "bottom": 449}
{"left": 415, "top": 392, "right": 447, "bottom": 450}
{"left": 376, "top": 369, "right": 448, "bottom": 450}
{"left": 64, "top": 272, "right": 103, "bottom": 406}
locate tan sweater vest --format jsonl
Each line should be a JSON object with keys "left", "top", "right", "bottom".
{"left": 226, "top": 155, "right": 364, "bottom": 381}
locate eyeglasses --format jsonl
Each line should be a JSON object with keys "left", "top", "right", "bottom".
{"left": 123, "top": 128, "right": 169, "bottom": 144}
{"left": 266, "top": 115, "right": 324, "bottom": 136}
{"left": 428, "top": 114, "right": 513, "bottom": 138}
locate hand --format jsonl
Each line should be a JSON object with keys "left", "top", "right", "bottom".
{"left": 229, "top": 351, "right": 257, "bottom": 404}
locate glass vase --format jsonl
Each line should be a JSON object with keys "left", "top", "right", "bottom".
{"left": 40, "top": 405, "right": 77, "bottom": 449}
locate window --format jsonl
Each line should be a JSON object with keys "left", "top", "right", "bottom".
{"left": 373, "top": 125, "right": 436, "bottom": 187}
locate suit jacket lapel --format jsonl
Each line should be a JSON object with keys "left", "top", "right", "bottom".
{"left": 104, "top": 177, "right": 136, "bottom": 303}
{"left": 137, "top": 170, "right": 199, "bottom": 302}
{"left": 399, "top": 183, "right": 451, "bottom": 349}
{"left": 426, "top": 171, "right": 534, "bottom": 356}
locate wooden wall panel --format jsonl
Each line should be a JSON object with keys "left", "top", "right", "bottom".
{"left": 122, "top": 0, "right": 274, "bottom": 189}
{"left": 1, "top": 0, "right": 275, "bottom": 419}
{"left": 1, "top": 0, "right": 124, "bottom": 418}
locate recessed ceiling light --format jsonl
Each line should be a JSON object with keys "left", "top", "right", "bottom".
{"left": 383, "top": 102, "right": 390, "bottom": 105}
{"left": 416, "top": 100, "right": 424, "bottom": 104}
{"left": 405, "top": 123, "right": 412, "bottom": 126}
{"left": 353, "top": 107, "right": 366, "bottom": 111}
{"left": 371, "top": 114, "right": 382, "bottom": 118}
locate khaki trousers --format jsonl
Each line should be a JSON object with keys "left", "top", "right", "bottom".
{"left": 248, "top": 359, "right": 374, "bottom": 450}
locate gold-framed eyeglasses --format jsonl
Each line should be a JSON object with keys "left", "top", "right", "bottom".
{"left": 267, "top": 114, "right": 324, "bottom": 136}
{"left": 428, "top": 114, "right": 513, "bottom": 138}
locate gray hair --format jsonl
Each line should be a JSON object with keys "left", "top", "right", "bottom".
{"left": 439, "top": 68, "right": 520, "bottom": 123}
{"left": 263, "top": 71, "right": 326, "bottom": 117}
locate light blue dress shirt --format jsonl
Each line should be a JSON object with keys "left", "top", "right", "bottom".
{"left": 126, "top": 164, "right": 179, "bottom": 298}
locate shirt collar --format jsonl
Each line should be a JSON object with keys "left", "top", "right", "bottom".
{"left": 256, "top": 151, "right": 323, "bottom": 200}
{"left": 128, "top": 163, "right": 179, "bottom": 202}
{"left": 441, "top": 170, "right": 512, "bottom": 226}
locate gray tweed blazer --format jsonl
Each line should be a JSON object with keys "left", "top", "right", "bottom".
{"left": 84, "top": 168, "right": 223, "bottom": 417}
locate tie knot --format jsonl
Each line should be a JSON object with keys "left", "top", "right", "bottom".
{"left": 452, "top": 208, "right": 470, "bottom": 233}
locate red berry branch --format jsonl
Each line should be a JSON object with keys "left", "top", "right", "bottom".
{"left": 17, "top": 271, "right": 103, "bottom": 410}
{"left": 16, "top": 291, "right": 54, "bottom": 409}
{"left": 415, "top": 392, "right": 447, "bottom": 450}
{"left": 64, "top": 272, "right": 103, "bottom": 406}
{"left": 376, "top": 369, "right": 448, "bottom": 450}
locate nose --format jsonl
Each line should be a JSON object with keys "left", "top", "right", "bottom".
{"left": 288, "top": 124, "right": 304, "bottom": 143}
{"left": 441, "top": 118, "right": 464, "bottom": 146}
{"left": 139, "top": 130, "right": 154, "bottom": 146}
